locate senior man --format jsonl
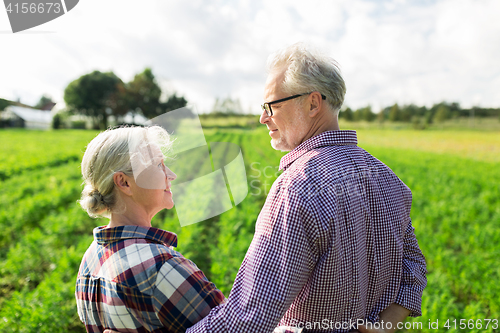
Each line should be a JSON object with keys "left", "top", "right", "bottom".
{"left": 105, "top": 43, "right": 427, "bottom": 333}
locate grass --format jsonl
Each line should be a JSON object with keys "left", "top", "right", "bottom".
{"left": 356, "top": 129, "right": 500, "bottom": 163}
{"left": 0, "top": 125, "right": 498, "bottom": 332}
{"left": 0, "top": 129, "right": 98, "bottom": 180}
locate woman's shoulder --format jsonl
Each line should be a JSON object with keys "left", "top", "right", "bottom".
{"left": 78, "top": 238, "right": 183, "bottom": 281}
{"left": 119, "top": 238, "right": 183, "bottom": 271}
{"left": 144, "top": 240, "right": 184, "bottom": 263}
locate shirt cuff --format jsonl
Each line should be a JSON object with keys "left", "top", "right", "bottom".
{"left": 394, "top": 284, "right": 423, "bottom": 317}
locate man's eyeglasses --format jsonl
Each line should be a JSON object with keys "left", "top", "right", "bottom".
{"left": 261, "top": 92, "right": 326, "bottom": 117}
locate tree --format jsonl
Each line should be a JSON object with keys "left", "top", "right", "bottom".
{"left": 388, "top": 103, "right": 400, "bottom": 122}
{"left": 377, "top": 109, "right": 385, "bottom": 123}
{"left": 434, "top": 104, "right": 450, "bottom": 123}
{"left": 124, "top": 68, "right": 187, "bottom": 119}
{"left": 399, "top": 105, "right": 413, "bottom": 122}
{"left": 64, "top": 71, "right": 123, "bottom": 129}
{"left": 127, "top": 68, "right": 162, "bottom": 119}
{"left": 352, "top": 108, "right": 362, "bottom": 122}
{"left": 107, "top": 81, "right": 130, "bottom": 122}
{"left": 162, "top": 93, "right": 187, "bottom": 113}
{"left": 352, "top": 107, "right": 374, "bottom": 122}
{"left": 424, "top": 109, "right": 434, "bottom": 125}
{"left": 358, "top": 106, "right": 375, "bottom": 122}
{"left": 52, "top": 113, "right": 62, "bottom": 129}
{"left": 0, "top": 98, "right": 11, "bottom": 111}
{"left": 418, "top": 106, "right": 428, "bottom": 118}
{"left": 211, "top": 97, "right": 244, "bottom": 114}
{"left": 449, "top": 102, "right": 461, "bottom": 119}
{"left": 340, "top": 107, "right": 353, "bottom": 121}
{"left": 34, "top": 95, "right": 55, "bottom": 110}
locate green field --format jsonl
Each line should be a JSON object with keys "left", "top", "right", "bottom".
{"left": 0, "top": 126, "right": 499, "bottom": 332}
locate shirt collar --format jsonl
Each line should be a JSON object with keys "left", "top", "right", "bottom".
{"left": 279, "top": 130, "right": 358, "bottom": 171}
{"left": 93, "top": 225, "right": 178, "bottom": 248}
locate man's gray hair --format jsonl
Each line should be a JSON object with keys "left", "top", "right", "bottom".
{"left": 266, "top": 43, "right": 346, "bottom": 114}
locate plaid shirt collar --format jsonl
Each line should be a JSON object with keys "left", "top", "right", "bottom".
{"left": 279, "top": 130, "right": 358, "bottom": 171}
{"left": 93, "top": 225, "right": 178, "bottom": 248}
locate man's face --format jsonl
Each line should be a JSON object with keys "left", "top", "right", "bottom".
{"left": 260, "top": 69, "right": 309, "bottom": 151}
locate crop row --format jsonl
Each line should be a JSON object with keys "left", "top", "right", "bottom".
{"left": 363, "top": 144, "right": 500, "bottom": 330}
{"left": 0, "top": 130, "right": 97, "bottom": 180}
{"left": 170, "top": 129, "right": 285, "bottom": 295}
{"left": 0, "top": 162, "right": 84, "bottom": 256}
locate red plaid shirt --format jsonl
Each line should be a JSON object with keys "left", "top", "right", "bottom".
{"left": 188, "top": 130, "right": 427, "bottom": 333}
{"left": 76, "top": 226, "right": 225, "bottom": 333}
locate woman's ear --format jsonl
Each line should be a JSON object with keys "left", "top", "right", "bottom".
{"left": 114, "top": 172, "right": 133, "bottom": 196}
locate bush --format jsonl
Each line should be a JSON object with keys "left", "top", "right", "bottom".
{"left": 71, "top": 121, "right": 86, "bottom": 129}
{"left": 411, "top": 116, "right": 426, "bottom": 130}
{"left": 52, "top": 114, "right": 61, "bottom": 129}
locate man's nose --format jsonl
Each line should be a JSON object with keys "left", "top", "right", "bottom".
{"left": 259, "top": 109, "right": 270, "bottom": 124}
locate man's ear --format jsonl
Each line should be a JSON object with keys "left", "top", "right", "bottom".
{"left": 114, "top": 172, "right": 132, "bottom": 196}
{"left": 308, "top": 92, "right": 323, "bottom": 117}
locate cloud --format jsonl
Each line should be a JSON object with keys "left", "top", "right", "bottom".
{"left": 1, "top": 0, "right": 499, "bottom": 112}
{"left": 336, "top": 0, "right": 500, "bottom": 109}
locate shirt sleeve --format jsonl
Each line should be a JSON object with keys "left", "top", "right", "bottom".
{"left": 187, "top": 188, "right": 316, "bottom": 333}
{"left": 152, "top": 255, "right": 226, "bottom": 333}
{"left": 394, "top": 219, "right": 427, "bottom": 317}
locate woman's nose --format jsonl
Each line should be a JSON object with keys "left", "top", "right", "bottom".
{"left": 165, "top": 167, "right": 177, "bottom": 181}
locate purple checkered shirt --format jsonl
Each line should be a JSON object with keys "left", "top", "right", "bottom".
{"left": 76, "top": 225, "right": 225, "bottom": 333}
{"left": 188, "top": 130, "right": 427, "bottom": 333}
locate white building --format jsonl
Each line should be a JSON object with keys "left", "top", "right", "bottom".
{"left": 2, "top": 105, "right": 52, "bottom": 130}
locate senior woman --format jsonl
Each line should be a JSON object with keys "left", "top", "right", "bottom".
{"left": 75, "top": 126, "right": 225, "bottom": 333}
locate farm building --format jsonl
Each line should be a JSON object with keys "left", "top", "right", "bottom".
{"left": 1, "top": 105, "right": 52, "bottom": 129}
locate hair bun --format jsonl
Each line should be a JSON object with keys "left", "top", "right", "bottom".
{"left": 89, "top": 189, "right": 104, "bottom": 203}
{"left": 79, "top": 185, "right": 108, "bottom": 217}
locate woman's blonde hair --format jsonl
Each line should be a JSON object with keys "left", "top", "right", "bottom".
{"left": 79, "top": 125, "right": 172, "bottom": 218}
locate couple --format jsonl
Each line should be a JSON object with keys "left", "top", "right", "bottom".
{"left": 76, "top": 44, "right": 427, "bottom": 333}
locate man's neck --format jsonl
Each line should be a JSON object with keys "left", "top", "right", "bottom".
{"left": 300, "top": 113, "right": 340, "bottom": 145}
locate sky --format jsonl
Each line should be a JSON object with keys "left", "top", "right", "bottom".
{"left": 1, "top": 0, "right": 500, "bottom": 114}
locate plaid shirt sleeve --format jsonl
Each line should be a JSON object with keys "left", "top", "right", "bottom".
{"left": 187, "top": 188, "right": 315, "bottom": 333}
{"left": 153, "top": 255, "right": 226, "bottom": 333}
{"left": 394, "top": 219, "right": 427, "bottom": 317}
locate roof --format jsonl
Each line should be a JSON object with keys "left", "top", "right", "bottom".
{"left": 5, "top": 105, "right": 52, "bottom": 123}
{"left": 39, "top": 102, "right": 56, "bottom": 111}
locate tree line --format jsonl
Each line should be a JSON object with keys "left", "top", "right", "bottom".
{"left": 340, "top": 102, "right": 500, "bottom": 127}
{"left": 3, "top": 78, "right": 500, "bottom": 130}
{"left": 1, "top": 69, "right": 187, "bottom": 130}
{"left": 61, "top": 68, "right": 187, "bottom": 129}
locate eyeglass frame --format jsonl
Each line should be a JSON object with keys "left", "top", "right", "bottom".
{"left": 261, "top": 92, "right": 326, "bottom": 117}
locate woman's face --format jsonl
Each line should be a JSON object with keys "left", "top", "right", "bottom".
{"left": 130, "top": 142, "right": 177, "bottom": 214}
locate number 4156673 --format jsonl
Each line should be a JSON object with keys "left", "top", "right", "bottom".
{"left": 5, "top": 3, "right": 62, "bottom": 14}
{"left": 444, "top": 319, "right": 498, "bottom": 330}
